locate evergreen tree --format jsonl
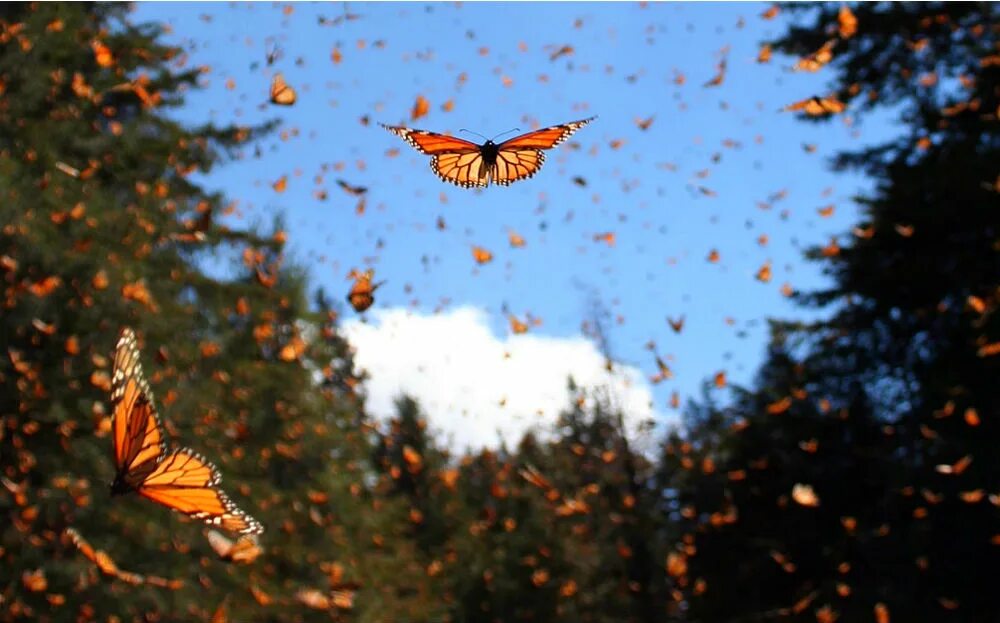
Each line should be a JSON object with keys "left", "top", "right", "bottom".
{"left": 0, "top": 4, "right": 394, "bottom": 621}
{"left": 663, "top": 3, "right": 1000, "bottom": 622}
{"left": 435, "top": 383, "right": 667, "bottom": 623}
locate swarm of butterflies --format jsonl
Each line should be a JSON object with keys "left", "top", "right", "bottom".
{"left": 61, "top": 1, "right": 877, "bottom": 604}
{"left": 67, "top": 68, "right": 598, "bottom": 586}
{"left": 99, "top": 41, "right": 830, "bottom": 551}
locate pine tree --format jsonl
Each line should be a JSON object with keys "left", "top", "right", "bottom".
{"left": 663, "top": 3, "right": 1000, "bottom": 622}
{"left": 433, "top": 382, "right": 667, "bottom": 623}
{"left": 0, "top": 4, "right": 391, "bottom": 621}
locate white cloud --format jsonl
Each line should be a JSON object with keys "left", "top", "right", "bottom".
{"left": 341, "top": 306, "right": 659, "bottom": 451}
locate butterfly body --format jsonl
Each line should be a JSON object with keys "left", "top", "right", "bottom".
{"left": 109, "top": 328, "right": 263, "bottom": 535}
{"left": 110, "top": 464, "right": 148, "bottom": 496}
{"left": 382, "top": 116, "right": 594, "bottom": 188}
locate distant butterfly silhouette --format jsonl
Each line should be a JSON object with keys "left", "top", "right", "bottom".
{"left": 110, "top": 328, "right": 263, "bottom": 535}
{"left": 381, "top": 116, "right": 595, "bottom": 188}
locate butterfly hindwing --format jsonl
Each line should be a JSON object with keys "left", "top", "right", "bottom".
{"left": 136, "top": 448, "right": 264, "bottom": 535}
{"left": 493, "top": 149, "right": 545, "bottom": 186}
{"left": 431, "top": 151, "right": 489, "bottom": 188}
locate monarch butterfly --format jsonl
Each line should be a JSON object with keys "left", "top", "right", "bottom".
{"left": 296, "top": 588, "right": 357, "bottom": 610}
{"left": 206, "top": 530, "right": 263, "bottom": 564}
{"left": 471, "top": 246, "right": 493, "bottom": 265}
{"left": 269, "top": 73, "right": 296, "bottom": 106}
{"left": 110, "top": 328, "right": 263, "bottom": 535}
{"left": 783, "top": 95, "right": 845, "bottom": 116}
{"left": 336, "top": 179, "right": 368, "bottom": 196}
{"left": 65, "top": 527, "right": 183, "bottom": 588}
{"left": 507, "top": 229, "right": 526, "bottom": 248}
{"left": 346, "top": 269, "right": 384, "bottom": 312}
{"left": 508, "top": 314, "right": 529, "bottom": 335}
{"left": 91, "top": 39, "right": 113, "bottom": 68}
{"left": 651, "top": 355, "right": 673, "bottom": 384}
{"left": 667, "top": 315, "right": 685, "bottom": 334}
{"left": 381, "top": 116, "right": 595, "bottom": 188}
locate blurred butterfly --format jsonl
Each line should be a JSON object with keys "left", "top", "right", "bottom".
{"left": 471, "top": 246, "right": 494, "bottom": 265}
{"left": 65, "top": 527, "right": 182, "bottom": 588}
{"left": 336, "top": 179, "right": 368, "bottom": 196}
{"left": 346, "top": 269, "right": 383, "bottom": 312}
{"left": 265, "top": 43, "right": 282, "bottom": 67}
{"left": 269, "top": 73, "right": 296, "bottom": 106}
{"left": 783, "top": 96, "right": 845, "bottom": 116}
{"left": 508, "top": 314, "right": 529, "bottom": 335}
{"left": 91, "top": 39, "right": 113, "bottom": 68}
{"left": 381, "top": 116, "right": 595, "bottom": 188}
{"left": 667, "top": 315, "right": 685, "bottom": 333}
{"left": 635, "top": 116, "right": 655, "bottom": 131}
{"left": 110, "top": 328, "right": 264, "bottom": 535}
{"left": 206, "top": 530, "right": 263, "bottom": 564}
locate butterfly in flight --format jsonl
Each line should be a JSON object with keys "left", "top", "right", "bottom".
{"left": 110, "top": 328, "right": 263, "bottom": 535}
{"left": 381, "top": 116, "right": 595, "bottom": 188}
{"left": 206, "top": 529, "right": 263, "bottom": 564}
{"left": 346, "top": 268, "right": 384, "bottom": 313}
{"left": 65, "top": 527, "right": 183, "bottom": 588}
{"left": 269, "top": 73, "right": 296, "bottom": 106}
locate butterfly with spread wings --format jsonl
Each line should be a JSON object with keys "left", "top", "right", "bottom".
{"left": 381, "top": 116, "right": 595, "bottom": 188}
{"left": 110, "top": 328, "right": 263, "bottom": 535}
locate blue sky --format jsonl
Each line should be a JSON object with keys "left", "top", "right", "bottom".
{"left": 135, "top": 2, "right": 899, "bottom": 441}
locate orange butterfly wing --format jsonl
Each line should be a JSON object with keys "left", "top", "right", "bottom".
{"left": 492, "top": 116, "right": 595, "bottom": 186}
{"left": 135, "top": 449, "right": 264, "bottom": 535}
{"left": 380, "top": 124, "right": 489, "bottom": 188}
{"left": 496, "top": 117, "right": 595, "bottom": 150}
{"left": 379, "top": 124, "right": 480, "bottom": 155}
{"left": 66, "top": 527, "right": 182, "bottom": 588}
{"left": 431, "top": 151, "right": 491, "bottom": 188}
{"left": 491, "top": 149, "right": 545, "bottom": 186}
{"left": 111, "top": 328, "right": 263, "bottom": 536}
{"left": 111, "top": 329, "right": 167, "bottom": 476}
{"left": 207, "top": 529, "right": 263, "bottom": 563}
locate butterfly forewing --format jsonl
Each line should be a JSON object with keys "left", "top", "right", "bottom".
{"left": 110, "top": 328, "right": 264, "bottom": 536}
{"left": 112, "top": 329, "right": 167, "bottom": 475}
{"left": 379, "top": 124, "right": 479, "bottom": 155}
{"left": 497, "top": 116, "right": 595, "bottom": 150}
{"left": 137, "top": 449, "right": 263, "bottom": 535}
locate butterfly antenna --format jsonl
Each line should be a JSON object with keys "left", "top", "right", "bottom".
{"left": 491, "top": 128, "right": 521, "bottom": 141}
{"left": 459, "top": 128, "right": 489, "bottom": 141}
